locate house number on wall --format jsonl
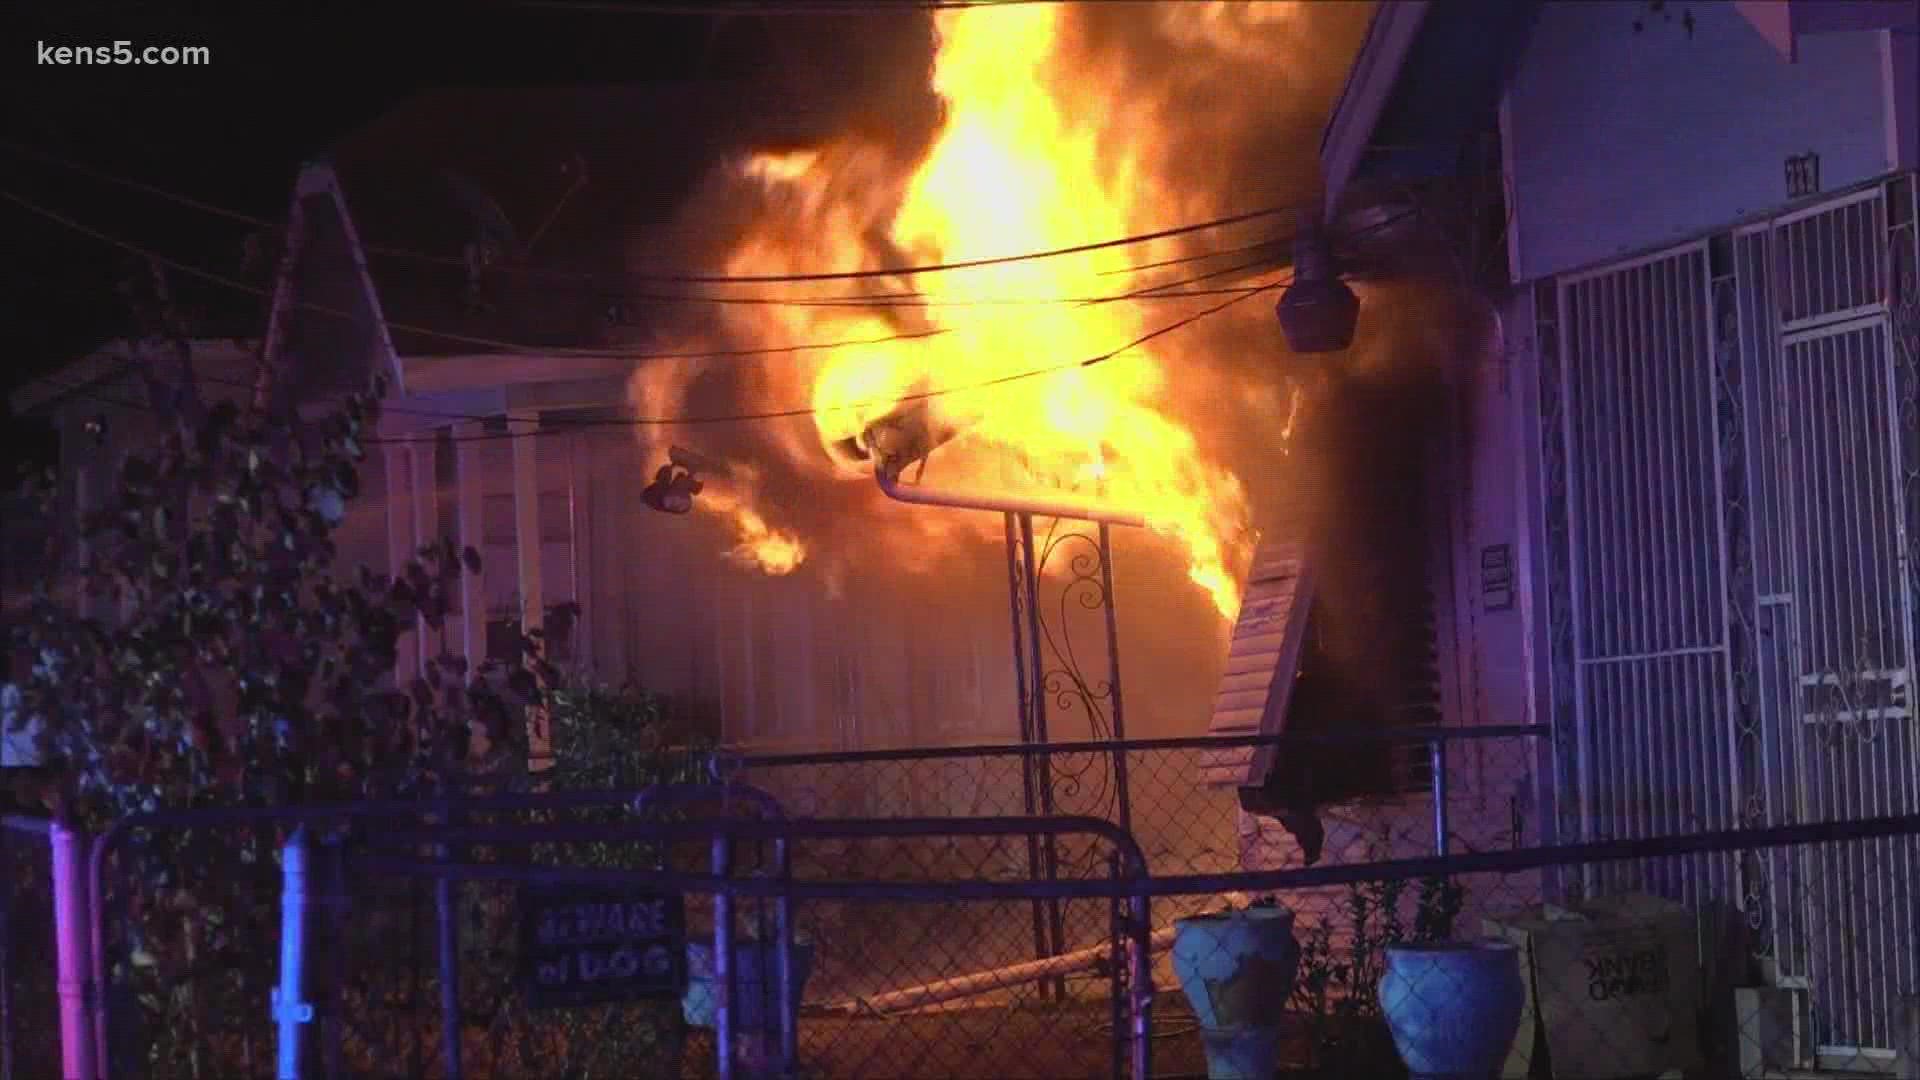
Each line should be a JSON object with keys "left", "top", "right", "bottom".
{"left": 1481, "top": 544, "right": 1515, "bottom": 613}
{"left": 1785, "top": 152, "right": 1821, "bottom": 199}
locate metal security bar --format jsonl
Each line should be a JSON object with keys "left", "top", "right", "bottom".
{"left": 1760, "top": 182, "right": 1919, "bottom": 1055}
{"left": 1547, "top": 177, "right": 1920, "bottom": 1061}
{"left": 1558, "top": 244, "right": 1743, "bottom": 910}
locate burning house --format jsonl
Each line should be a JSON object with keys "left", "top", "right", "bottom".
{"left": 8, "top": 4, "right": 1529, "bottom": 870}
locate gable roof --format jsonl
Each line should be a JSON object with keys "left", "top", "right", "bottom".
{"left": 1318, "top": 0, "right": 1543, "bottom": 218}
{"left": 262, "top": 161, "right": 406, "bottom": 397}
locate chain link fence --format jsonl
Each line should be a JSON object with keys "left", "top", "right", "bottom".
{"left": 11, "top": 773, "right": 1920, "bottom": 1077}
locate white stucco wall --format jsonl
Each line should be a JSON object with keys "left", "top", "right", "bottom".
{"left": 1501, "top": 2, "right": 1907, "bottom": 283}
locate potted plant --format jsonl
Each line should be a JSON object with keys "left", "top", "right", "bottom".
{"left": 1376, "top": 877, "right": 1525, "bottom": 1080}
{"left": 1171, "top": 896, "right": 1302, "bottom": 1079}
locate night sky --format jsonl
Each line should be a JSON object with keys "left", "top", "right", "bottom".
{"left": 0, "top": 1, "right": 740, "bottom": 471}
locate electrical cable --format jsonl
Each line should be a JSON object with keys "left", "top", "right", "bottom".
{"left": 0, "top": 136, "right": 1303, "bottom": 294}
{"left": 32, "top": 273, "right": 1288, "bottom": 442}
{"left": 0, "top": 183, "right": 947, "bottom": 360}
{"left": 510, "top": 0, "right": 1089, "bottom": 15}
{"left": 1, "top": 177, "right": 1298, "bottom": 370}
{"left": 376, "top": 272, "right": 1289, "bottom": 440}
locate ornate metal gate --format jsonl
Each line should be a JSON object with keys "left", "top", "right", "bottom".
{"left": 1737, "top": 182, "right": 1920, "bottom": 1056}
{"left": 1542, "top": 175, "right": 1920, "bottom": 1056}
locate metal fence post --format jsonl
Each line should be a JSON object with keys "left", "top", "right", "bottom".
{"left": 50, "top": 821, "right": 96, "bottom": 1080}
{"left": 1429, "top": 737, "right": 1450, "bottom": 855}
{"left": 713, "top": 833, "right": 734, "bottom": 1080}
{"left": 274, "top": 827, "right": 313, "bottom": 1080}
{"left": 1107, "top": 851, "right": 1124, "bottom": 1080}
{"left": 773, "top": 837, "right": 796, "bottom": 1077}
{"left": 1126, "top": 886, "right": 1152, "bottom": 1080}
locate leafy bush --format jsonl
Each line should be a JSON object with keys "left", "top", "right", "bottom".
{"left": 1, "top": 336, "right": 547, "bottom": 1076}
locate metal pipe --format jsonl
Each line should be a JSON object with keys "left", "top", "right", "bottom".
{"left": 1097, "top": 522, "right": 1132, "bottom": 836}
{"left": 359, "top": 811, "right": 1920, "bottom": 904}
{"left": 364, "top": 813, "right": 1146, "bottom": 865}
{"left": 1, "top": 815, "right": 54, "bottom": 836}
{"left": 274, "top": 828, "right": 312, "bottom": 1080}
{"left": 50, "top": 822, "right": 95, "bottom": 1080}
{"left": 1005, "top": 512, "right": 1051, "bottom": 989}
{"left": 1429, "top": 737, "right": 1449, "bottom": 856}
{"left": 822, "top": 925, "right": 1180, "bottom": 1015}
{"left": 1127, "top": 893, "right": 1154, "bottom": 1080}
{"left": 875, "top": 464, "right": 1148, "bottom": 528}
{"left": 1108, "top": 853, "right": 1124, "bottom": 1080}
{"left": 711, "top": 833, "right": 734, "bottom": 1080}
{"left": 773, "top": 837, "right": 796, "bottom": 1075}
{"left": 719, "top": 723, "right": 1553, "bottom": 770}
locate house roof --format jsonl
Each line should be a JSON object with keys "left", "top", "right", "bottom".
{"left": 1320, "top": 0, "right": 1917, "bottom": 218}
{"left": 8, "top": 338, "right": 258, "bottom": 419}
{"left": 1317, "top": 0, "right": 1544, "bottom": 217}
{"left": 1200, "top": 541, "right": 1315, "bottom": 789}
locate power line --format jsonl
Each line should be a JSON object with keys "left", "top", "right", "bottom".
{"left": 620, "top": 206, "right": 1294, "bottom": 285}
{"left": 39, "top": 273, "right": 1288, "bottom": 442}
{"left": 375, "top": 273, "right": 1291, "bottom": 441}
{"left": 0, "top": 136, "right": 1302, "bottom": 293}
{"left": 2, "top": 179, "right": 1295, "bottom": 367}
{"left": 0, "top": 184, "right": 943, "bottom": 360}
{"left": 510, "top": 0, "right": 1075, "bottom": 15}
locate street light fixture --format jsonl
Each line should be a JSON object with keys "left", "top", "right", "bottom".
{"left": 640, "top": 445, "right": 724, "bottom": 515}
{"left": 1274, "top": 220, "right": 1359, "bottom": 354}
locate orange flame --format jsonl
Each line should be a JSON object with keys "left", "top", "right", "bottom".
{"left": 649, "top": 3, "right": 1300, "bottom": 620}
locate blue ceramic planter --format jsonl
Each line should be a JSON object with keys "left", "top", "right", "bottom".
{"left": 1378, "top": 941, "right": 1525, "bottom": 1080}
{"left": 1171, "top": 907, "right": 1301, "bottom": 1079}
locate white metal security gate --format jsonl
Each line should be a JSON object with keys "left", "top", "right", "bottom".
{"left": 1736, "top": 184, "right": 1920, "bottom": 1057}
{"left": 1550, "top": 177, "right": 1920, "bottom": 1056}
{"left": 1558, "top": 243, "right": 1743, "bottom": 909}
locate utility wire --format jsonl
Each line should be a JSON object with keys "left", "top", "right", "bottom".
{"left": 0, "top": 183, "right": 940, "bottom": 360}
{"left": 511, "top": 0, "right": 1077, "bottom": 15}
{"left": 0, "top": 136, "right": 1302, "bottom": 293}
{"left": 1, "top": 180, "right": 1293, "bottom": 364}
{"left": 374, "top": 273, "right": 1290, "bottom": 440}
{"left": 41, "top": 273, "right": 1288, "bottom": 441}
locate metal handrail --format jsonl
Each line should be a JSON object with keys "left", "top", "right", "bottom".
{"left": 356, "top": 813, "right": 1157, "bottom": 1080}
{"left": 715, "top": 723, "right": 1550, "bottom": 768}
{"left": 360, "top": 813, "right": 1149, "bottom": 879}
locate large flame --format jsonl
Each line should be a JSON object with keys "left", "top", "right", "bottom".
{"left": 654, "top": 3, "right": 1307, "bottom": 621}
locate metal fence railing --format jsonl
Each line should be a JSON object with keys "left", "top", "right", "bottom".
{"left": 8, "top": 777, "right": 1920, "bottom": 1078}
